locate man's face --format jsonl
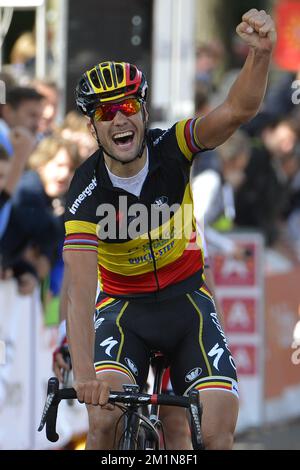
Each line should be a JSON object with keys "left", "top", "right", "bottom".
{"left": 6, "top": 100, "right": 44, "bottom": 136}
{"left": 89, "top": 98, "right": 148, "bottom": 164}
{"left": 39, "top": 147, "right": 74, "bottom": 198}
{"left": 263, "top": 123, "right": 297, "bottom": 156}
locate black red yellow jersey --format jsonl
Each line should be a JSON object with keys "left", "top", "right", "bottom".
{"left": 64, "top": 118, "right": 206, "bottom": 300}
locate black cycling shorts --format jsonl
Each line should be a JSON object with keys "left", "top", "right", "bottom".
{"left": 93, "top": 285, "right": 239, "bottom": 398}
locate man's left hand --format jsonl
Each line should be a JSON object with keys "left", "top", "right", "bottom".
{"left": 236, "top": 9, "right": 277, "bottom": 53}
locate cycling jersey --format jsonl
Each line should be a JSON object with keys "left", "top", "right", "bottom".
{"left": 64, "top": 119, "right": 207, "bottom": 300}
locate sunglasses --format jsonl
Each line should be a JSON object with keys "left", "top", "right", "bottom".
{"left": 94, "top": 98, "right": 142, "bottom": 122}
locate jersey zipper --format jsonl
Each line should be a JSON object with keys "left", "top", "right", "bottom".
{"left": 147, "top": 230, "right": 160, "bottom": 292}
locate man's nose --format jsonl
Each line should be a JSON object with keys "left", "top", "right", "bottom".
{"left": 112, "top": 110, "right": 128, "bottom": 125}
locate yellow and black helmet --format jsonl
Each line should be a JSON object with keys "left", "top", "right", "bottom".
{"left": 75, "top": 61, "right": 148, "bottom": 117}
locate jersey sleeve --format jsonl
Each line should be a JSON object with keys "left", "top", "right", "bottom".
{"left": 63, "top": 166, "right": 99, "bottom": 254}
{"left": 175, "top": 118, "right": 208, "bottom": 163}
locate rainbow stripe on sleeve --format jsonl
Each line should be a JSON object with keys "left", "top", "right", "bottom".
{"left": 63, "top": 233, "right": 99, "bottom": 253}
{"left": 176, "top": 118, "right": 206, "bottom": 162}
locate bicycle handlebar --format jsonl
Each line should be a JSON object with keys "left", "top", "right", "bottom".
{"left": 38, "top": 377, "right": 193, "bottom": 443}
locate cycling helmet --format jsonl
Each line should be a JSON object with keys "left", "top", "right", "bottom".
{"left": 75, "top": 61, "right": 148, "bottom": 117}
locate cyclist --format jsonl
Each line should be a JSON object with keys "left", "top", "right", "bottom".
{"left": 63, "top": 9, "right": 276, "bottom": 450}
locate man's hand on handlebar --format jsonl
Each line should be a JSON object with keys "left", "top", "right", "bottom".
{"left": 74, "top": 377, "right": 114, "bottom": 410}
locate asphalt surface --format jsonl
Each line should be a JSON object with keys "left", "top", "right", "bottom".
{"left": 234, "top": 418, "right": 300, "bottom": 450}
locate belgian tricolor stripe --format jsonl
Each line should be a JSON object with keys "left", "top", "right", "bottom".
{"left": 98, "top": 246, "right": 203, "bottom": 295}
{"left": 63, "top": 233, "right": 98, "bottom": 253}
{"left": 95, "top": 297, "right": 116, "bottom": 310}
{"left": 176, "top": 118, "right": 205, "bottom": 162}
{"left": 94, "top": 361, "right": 136, "bottom": 383}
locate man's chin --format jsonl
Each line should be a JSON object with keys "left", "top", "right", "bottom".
{"left": 106, "top": 146, "right": 138, "bottom": 163}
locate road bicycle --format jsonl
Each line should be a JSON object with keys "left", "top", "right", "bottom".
{"left": 38, "top": 352, "right": 205, "bottom": 450}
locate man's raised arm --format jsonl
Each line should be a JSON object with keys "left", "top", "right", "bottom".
{"left": 195, "top": 9, "right": 277, "bottom": 149}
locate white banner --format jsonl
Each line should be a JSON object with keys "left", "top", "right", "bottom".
{"left": 0, "top": 279, "right": 88, "bottom": 450}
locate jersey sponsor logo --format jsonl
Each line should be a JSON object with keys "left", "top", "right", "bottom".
{"left": 100, "top": 337, "right": 118, "bottom": 357}
{"left": 153, "top": 196, "right": 168, "bottom": 208}
{"left": 94, "top": 317, "right": 105, "bottom": 331}
{"left": 68, "top": 176, "right": 97, "bottom": 215}
{"left": 208, "top": 343, "right": 225, "bottom": 371}
{"left": 210, "top": 312, "right": 231, "bottom": 352}
{"left": 125, "top": 357, "right": 139, "bottom": 376}
{"left": 185, "top": 367, "right": 202, "bottom": 383}
{"left": 153, "top": 128, "right": 171, "bottom": 146}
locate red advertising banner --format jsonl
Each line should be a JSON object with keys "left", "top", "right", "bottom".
{"left": 274, "top": 1, "right": 300, "bottom": 71}
{"left": 222, "top": 297, "right": 257, "bottom": 334}
{"left": 230, "top": 344, "right": 257, "bottom": 376}
{"left": 212, "top": 242, "right": 257, "bottom": 287}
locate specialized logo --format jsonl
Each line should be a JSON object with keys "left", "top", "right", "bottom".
{"left": 68, "top": 176, "right": 97, "bottom": 215}
{"left": 125, "top": 357, "right": 139, "bottom": 376}
{"left": 100, "top": 337, "right": 118, "bottom": 357}
{"left": 185, "top": 367, "right": 202, "bottom": 383}
{"left": 208, "top": 343, "right": 225, "bottom": 371}
{"left": 94, "top": 317, "right": 105, "bottom": 331}
{"left": 153, "top": 196, "right": 168, "bottom": 209}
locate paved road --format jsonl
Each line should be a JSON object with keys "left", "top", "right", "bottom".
{"left": 234, "top": 418, "right": 300, "bottom": 450}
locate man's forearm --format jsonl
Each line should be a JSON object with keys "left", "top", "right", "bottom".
{"left": 66, "top": 286, "right": 96, "bottom": 380}
{"left": 4, "top": 153, "right": 27, "bottom": 196}
{"left": 227, "top": 47, "right": 272, "bottom": 123}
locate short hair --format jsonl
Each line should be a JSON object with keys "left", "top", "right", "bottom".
{"left": 29, "top": 135, "right": 81, "bottom": 172}
{"left": 6, "top": 86, "right": 44, "bottom": 110}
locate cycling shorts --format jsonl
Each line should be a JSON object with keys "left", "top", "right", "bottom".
{"left": 93, "top": 285, "right": 239, "bottom": 398}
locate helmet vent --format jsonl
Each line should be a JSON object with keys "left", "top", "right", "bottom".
{"left": 103, "top": 69, "right": 112, "bottom": 88}
{"left": 90, "top": 70, "right": 100, "bottom": 88}
{"left": 130, "top": 65, "right": 137, "bottom": 81}
{"left": 116, "top": 64, "right": 124, "bottom": 83}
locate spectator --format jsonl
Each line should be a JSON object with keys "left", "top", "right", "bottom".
{"left": 31, "top": 79, "right": 60, "bottom": 137}
{"left": 0, "top": 127, "right": 35, "bottom": 211}
{"left": 195, "top": 41, "right": 224, "bottom": 94}
{"left": 191, "top": 130, "right": 251, "bottom": 258}
{"left": 0, "top": 88, "right": 41, "bottom": 238}
{"left": 235, "top": 117, "right": 299, "bottom": 245}
{"left": 0, "top": 136, "right": 80, "bottom": 295}
{"left": 276, "top": 146, "right": 300, "bottom": 261}
{"left": 9, "top": 31, "right": 36, "bottom": 80}
{"left": 0, "top": 86, "right": 44, "bottom": 154}
{"left": 59, "top": 111, "right": 98, "bottom": 162}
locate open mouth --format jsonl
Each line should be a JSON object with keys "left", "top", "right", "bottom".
{"left": 112, "top": 131, "right": 135, "bottom": 147}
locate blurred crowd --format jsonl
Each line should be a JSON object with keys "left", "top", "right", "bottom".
{"left": 0, "top": 33, "right": 300, "bottom": 324}
{"left": 0, "top": 66, "right": 97, "bottom": 318}
{"left": 193, "top": 40, "right": 300, "bottom": 263}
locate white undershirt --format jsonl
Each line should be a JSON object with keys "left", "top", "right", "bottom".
{"left": 105, "top": 150, "right": 149, "bottom": 197}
